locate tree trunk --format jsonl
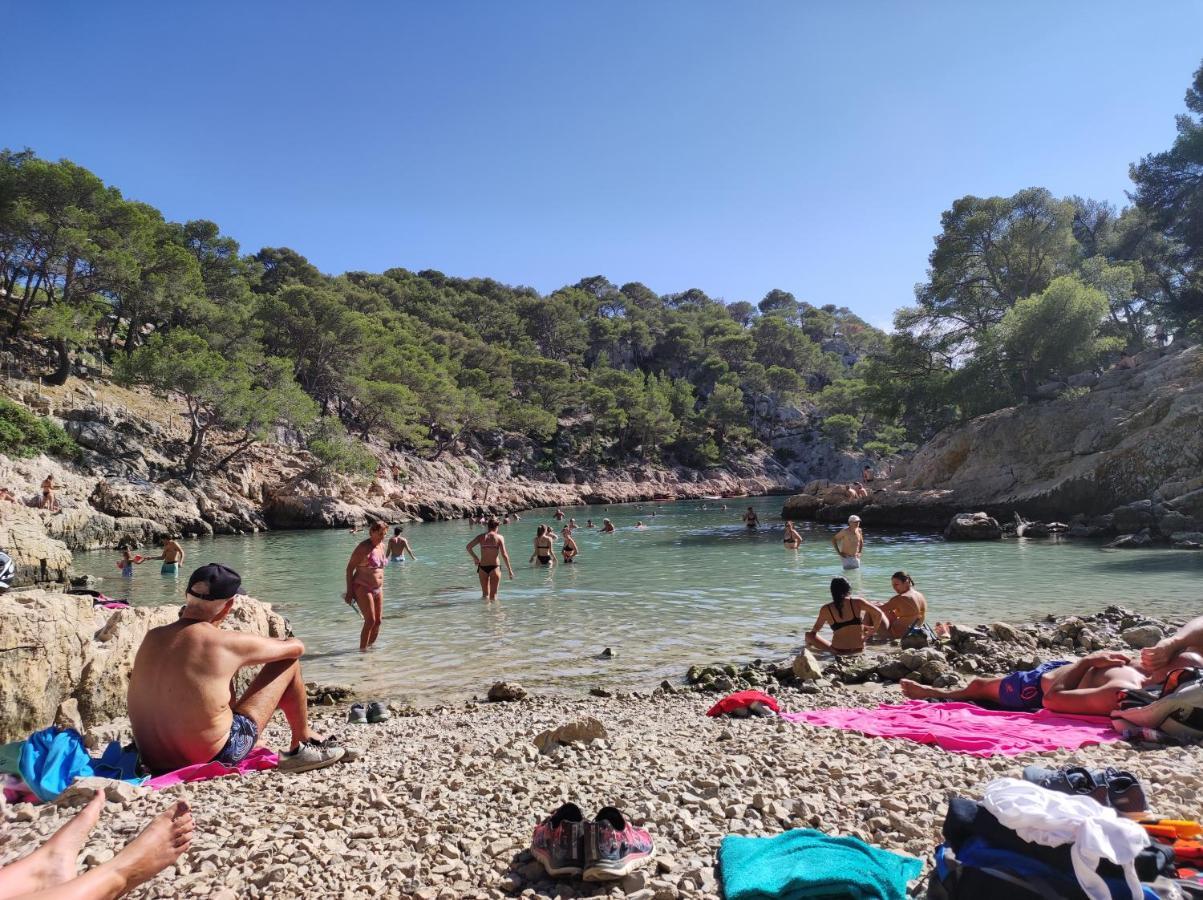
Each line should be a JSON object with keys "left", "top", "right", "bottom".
{"left": 46, "top": 338, "right": 71, "bottom": 386}
{"left": 184, "top": 424, "right": 209, "bottom": 475}
{"left": 122, "top": 313, "right": 141, "bottom": 355}
{"left": 213, "top": 433, "right": 256, "bottom": 472}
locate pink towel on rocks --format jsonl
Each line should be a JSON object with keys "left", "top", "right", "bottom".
{"left": 781, "top": 700, "right": 1123, "bottom": 757}
{"left": 145, "top": 747, "right": 277, "bottom": 788}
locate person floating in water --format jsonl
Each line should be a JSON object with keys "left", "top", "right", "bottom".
{"left": 635, "top": 520, "right": 646, "bottom": 529}
{"left": 530, "top": 524, "right": 556, "bottom": 567}
{"left": 876, "top": 570, "right": 927, "bottom": 639}
{"left": 831, "top": 515, "right": 863, "bottom": 569}
{"left": 601, "top": 519, "right": 615, "bottom": 533}
{"left": 156, "top": 534, "right": 185, "bottom": 576}
{"left": 386, "top": 526, "right": 416, "bottom": 562}
{"left": 345, "top": 520, "right": 387, "bottom": 651}
{"left": 805, "top": 577, "right": 889, "bottom": 655}
{"left": 783, "top": 520, "right": 803, "bottom": 548}
{"left": 553, "top": 507, "right": 565, "bottom": 521}
{"left": 586, "top": 519, "right": 595, "bottom": 529}
{"left": 467, "top": 518, "right": 514, "bottom": 600}
{"left": 118, "top": 546, "right": 146, "bottom": 577}
{"left": 742, "top": 506, "right": 759, "bottom": 529}
{"left": 561, "top": 524, "right": 578, "bottom": 563}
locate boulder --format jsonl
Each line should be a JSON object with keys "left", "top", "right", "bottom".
{"left": 1121, "top": 625, "right": 1165, "bottom": 649}
{"left": 0, "top": 505, "right": 72, "bottom": 586}
{"left": 89, "top": 479, "right": 213, "bottom": 538}
{"left": 0, "top": 590, "right": 289, "bottom": 743}
{"left": 487, "top": 681, "right": 527, "bottom": 702}
{"left": 944, "top": 512, "right": 1002, "bottom": 541}
{"left": 533, "top": 716, "right": 608, "bottom": 753}
{"left": 986, "top": 622, "right": 1035, "bottom": 646}
{"left": 791, "top": 650, "right": 822, "bottom": 681}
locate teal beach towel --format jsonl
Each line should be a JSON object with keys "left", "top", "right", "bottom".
{"left": 718, "top": 829, "right": 923, "bottom": 900}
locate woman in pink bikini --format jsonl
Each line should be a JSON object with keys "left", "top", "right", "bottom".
{"left": 345, "top": 520, "right": 388, "bottom": 650}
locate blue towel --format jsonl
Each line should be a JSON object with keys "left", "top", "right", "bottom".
{"left": 719, "top": 828, "right": 923, "bottom": 900}
{"left": 17, "top": 728, "right": 145, "bottom": 802}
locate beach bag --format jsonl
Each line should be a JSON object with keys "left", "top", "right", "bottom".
{"left": 927, "top": 842, "right": 1080, "bottom": 899}
{"left": 1112, "top": 668, "right": 1203, "bottom": 743}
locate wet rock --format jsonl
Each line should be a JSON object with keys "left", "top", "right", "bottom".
{"left": 944, "top": 512, "right": 1002, "bottom": 541}
{"left": 1105, "top": 530, "right": 1154, "bottom": 549}
{"left": 487, "top": 681, "right": 527, "bottom": 702}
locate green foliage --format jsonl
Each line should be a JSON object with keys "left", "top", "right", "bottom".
{"left": 0, "top": 397, "right": 80, "bottom": 460}
{"left": 821, "top": 413, "right": 860, "bottom": 449}
{"left": 306, "top": 417, "right": 378, "bottom": 476}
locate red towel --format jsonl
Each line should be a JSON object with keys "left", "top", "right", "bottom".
{"left": 706, "top": 690, "right": 781, "bottom": 717}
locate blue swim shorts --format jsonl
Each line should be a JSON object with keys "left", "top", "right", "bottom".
{"left": 997, "top": 660, "right": 1070, "bottom": 710}
{"left": 212, "top": 713, "right": 258, "bottom": 766}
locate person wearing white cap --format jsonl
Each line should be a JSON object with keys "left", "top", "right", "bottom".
{"left": 831, "top": 515, "right": 863, "bottom": 570}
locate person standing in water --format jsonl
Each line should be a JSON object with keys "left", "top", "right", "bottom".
{"left": 554, "top": 507, "right": 565, "bottom": 521}
{"left": 561, "top": 524, "right": 579, "bottom": 563}
{"left": 118, "top": 546, "right": 146, "bottom": 577}
{"left": 156, "top": 535, "right": 185, "bottom": 576}
{"left": 831, "top": 515, "right": 864, "bottom": 569}
{"left": 601, "top": 519, "right": 615, "bottom": 533}
{"left": 345, "top": 520, "right": 387, "bottom": 651}
{"left": 783, "top": 520, "right": 803, "bottom": 548}
{"left": 805, "top": 576, "right": 890, "bottom": 655}
{"left": 530, "top": 524, "right": 556, "bottom": 567}
{"left": 876, "top": 570, "right": 927, "bottom": 639}
{"left": 386, "top": 526, "right": 416, "bottom": 562}
{"left": 742, "top": 506, "right": 760, "bottom": 529}
{"left": 467, "top": 519, "right": 514, "bottom": 600}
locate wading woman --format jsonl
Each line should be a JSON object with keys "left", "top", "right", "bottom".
{"left": 345, "top": 520, "right": 388, "bottom": 651}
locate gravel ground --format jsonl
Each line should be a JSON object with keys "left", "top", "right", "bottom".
{"left": 3, "top": 683, "right": 1201, "bottom": 899}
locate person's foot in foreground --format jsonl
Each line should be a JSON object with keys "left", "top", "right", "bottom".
{"left": 899, "top": 678, "right": 941, "bottom": 700}
{"left": 0, "top": 789, "right": 193, "bottom": 899}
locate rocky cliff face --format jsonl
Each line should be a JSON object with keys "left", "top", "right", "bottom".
{"left": 784, "top": 343, "right": 1203, "bottom": 541}
{"left": 0, "top": 591, "right": 288, "bottom": 743}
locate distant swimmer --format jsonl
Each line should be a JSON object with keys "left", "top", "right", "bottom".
{"left": 586, "top": 519, "right": 595, "bottom": 529}
{"left": 831, "top": 515, "right": 864, "bottom": 570}
{"left": 569, "top": 517, "right": 578, "bottom": 528}
{"left": 601, "top": 519, "right": 615, "bottom": 533}
{"left": 530, "top": 524, "right": 557, "bottom": 567}
{"left": 387, "top": 526, "right": 416, "bottom": 562}
{"left": 467, "top": 519, "right": 514, "bottom": 600}
{"left": 783, "top": 521, "right": 803, "bottom": 548}
{"left": 877, "top": 570, "right": 927, "bottom": 639}
{"left": 156, "top": 534, "right": 185, "bottom": 576}
{"left": 345, "top": 520, "right": 388, "bottom": 650}
{"left": 635, "top": 521, "right": 646, "bottom": 529}
{"left": 742, "top": 507, "right": 759, "bottom": 529}
{"left": 805, "top": 577, "right": 890, "bottom": 656}
{"left": 554, "top": 507, "right": 565, "bottom": 521}
{"left": 561, "top": 524, "right": 578, "bottom": 563}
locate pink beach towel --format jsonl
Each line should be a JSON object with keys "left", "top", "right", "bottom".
{"left": 781, "top": 700, "right": 1123, "bottom": 757}
{"left": 145, "top": 747, "right": 277, "bottom": 788}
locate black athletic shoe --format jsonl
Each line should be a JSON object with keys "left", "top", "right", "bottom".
{"left": 1022, "top": 765, "right": 1110, "bottom": 807}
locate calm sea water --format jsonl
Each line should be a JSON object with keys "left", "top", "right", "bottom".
{"left": 71, "top": 497, "right": 1203, "bottom": 701}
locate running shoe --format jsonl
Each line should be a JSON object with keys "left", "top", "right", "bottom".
{"left": 582, "top": 806, "right": 654, "bottom": 881}
{"left": 1022, "top": 765, "right": 1109, "bottom": 807}
{"left": 367, "top": 701, "right": 391, "bottom": 723}
{"left": 278, "top": 740, "right": 345, "bottom": 774}
{"left": 347, "top": 703, "right": 368, "bottom": 724}
{"left": 1102, "top": 768, "right": 1150, "bottom": 819}
{"left": 531, "top": 802, "right": 586, "bottom": 877}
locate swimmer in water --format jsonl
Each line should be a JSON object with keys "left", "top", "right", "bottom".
{"left": 601, "top": 519, "right": 615, "bottom": 533}
{"left": 783, "top": 521, "right": 803, "bottom": 548}
{"left": 118, "top": 546, "right": 146, "bottom": 577}
{"left": 345, "top": 520, "right": 388, "bottom": 651}
{"left": 742, "top": 507, "right": 759, "bottom": 529}
{"left": 467, "top": 519, "right": 514, "bottom": 600}
{"left": 831, "top": 515, "right": 864, "bottom": 570}
{"left": 530, "top": 524, "right": 556, "bottom": 567}
{"left": 554, "top": 507, "right": 565, "bottom": 521}
{"left": 156, "top": 534, "right": 185, "bottom": 576}
{"left": 586, "top": 519, "right": 595, "bottom": 529}
{"left": 561, "top": 524, "right": 578, "bottom": 563}
{"left": 635, "top": 521, "right": 646, "bottom": 529}
{"left": 386, "top": 526, "right": 416, "bottom": 562}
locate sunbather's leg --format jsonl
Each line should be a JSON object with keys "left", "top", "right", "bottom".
{"left": 0, "top": 792, "right": 104, "bottom": 899}
{"left": 234, "top": 659, "right": 314, "bottom": 752}
{"left": 900, "top": 676, "right": 1003, "bottom": 702}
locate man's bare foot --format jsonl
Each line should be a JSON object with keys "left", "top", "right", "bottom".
{"left": 900, "top": 678, "right": 941, "bottom": 700}
{"left": 110, "top": 801, "right": 194, "bottom": 893}
{"left": 22, "top": 789, "right": 106, "bottom": 890}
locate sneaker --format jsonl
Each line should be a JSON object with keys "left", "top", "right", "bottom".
{"left": 1102, "top": 768, "right": 1150, "bottom": 819}
{"left": 347, "top": 703, "right": 368, "bottom": 724}
{"left": 531, "top": 802, "right": 586, "bottom": 877}
{"left": 583, "top": 806, "right": 654, "bottom": 881}
{"left": 1022, "top": 765, "right": 1109, "bottom": 807}
{"left": 315, "top": 733, "right": 360, "bottom": 763}
{"left": 367, "top": 701, "right": 391, "bottom": 723}
{"left": 278, "top": 739, "right": 345, "bottom": 774}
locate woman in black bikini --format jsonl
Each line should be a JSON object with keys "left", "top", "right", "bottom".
{"left": 783, "top": 521, "right": 803, "bottom": 548}
{"left": 466, "top": 519, "right": 514, "bottom": 601}
{"left": 530, "top": 525, "right": 556, "bottom": 567}
{"left": 805, "top": 577, "right": 890, "bottom": 655}
{"left": 561, "top": 524, "right": 579, "bottom": 563}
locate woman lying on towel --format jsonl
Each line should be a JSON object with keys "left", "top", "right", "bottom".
{"left": 805, "top": 577, "right": 890, "bottom": 656}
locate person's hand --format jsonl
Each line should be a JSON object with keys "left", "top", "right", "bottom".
{"left": 1141, "top": 638, "right": 1179, "bottom": 672}
{"left": 1088, "top": 650, "right": 1131, "bottom": 669}
{"left": 344, "top": 591, "right": 354, "bottom": 605}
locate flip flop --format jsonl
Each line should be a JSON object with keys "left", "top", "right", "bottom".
{"left": 367, "top": 701, "right": 391, "bottom": 723}
{"left": 347, "top": 703, "right": 368, "bottom": 724}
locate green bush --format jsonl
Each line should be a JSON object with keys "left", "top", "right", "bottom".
{"left": 0, "top": 397, "right": 81, "bottom": 460}
{"left": 821, "top": 413, "right": 860, "bottom": 449}
{"left": 306, "top": 418, "right": 377, "bottom": 476}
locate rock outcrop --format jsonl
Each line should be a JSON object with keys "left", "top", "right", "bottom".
{"left": 944, "top": 512, "right": 1002, "bottom": 541}
{"left": 0, "top": 590, "right": 289, "bottom": 742}
{"left": 0, "top": 505, "right": 72, "bottom": 586}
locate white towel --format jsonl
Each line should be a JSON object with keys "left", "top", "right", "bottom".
{"left": 981, "top": 777, "right": 1148, "bottom": 900}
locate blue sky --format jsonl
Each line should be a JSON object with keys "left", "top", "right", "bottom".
{"left": 7, "top": 2, "right": 1202, "bottom": 327}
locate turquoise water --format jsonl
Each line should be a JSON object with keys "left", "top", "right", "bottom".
{"left": 71, "top": 497, "right": 1203, "bottom": 701}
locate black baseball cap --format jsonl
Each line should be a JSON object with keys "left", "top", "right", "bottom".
{"left": 186, "top": 563, "right": 242, "bottom": 602}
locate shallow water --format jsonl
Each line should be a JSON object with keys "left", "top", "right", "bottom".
{"left": 72, "top": 497, "right": 1203, "bottom": 701}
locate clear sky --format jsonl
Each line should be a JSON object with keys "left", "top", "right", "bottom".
{"left": 6, "top": 2, "right": 1202, "bottom": 326}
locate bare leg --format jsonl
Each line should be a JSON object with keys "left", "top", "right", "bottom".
{"left": 900, "top": 676, "right": 1003, "bottom": 702}
{"left": 475, "top": 567, "right": 489, "bottom": 599}
{"left": 234, "top": 659, "right": 314, "bottom": 751}
{"left": 0, "top": 792, "right": 104, "bottom": 899}
{"left": 487, "top": 569, "right": 501, "bottom": 601}
{"left": 353, "top": 588, "right": 378, "bottom": 651}
{"left": 367, "top": 592, "right": 383, "bottom": 647}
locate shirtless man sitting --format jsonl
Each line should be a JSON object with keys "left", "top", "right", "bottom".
{"left": 900, "top": 651, "right": 1157, "bottom": 716}
{"left": 877, "top": 571, "right": 927, "bottom": 639}
{"left": 128, "top": 564, "right": 344, "bottom": 775}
